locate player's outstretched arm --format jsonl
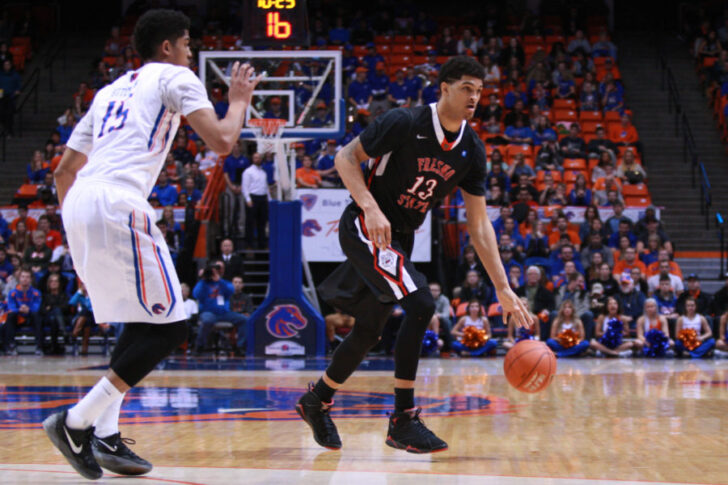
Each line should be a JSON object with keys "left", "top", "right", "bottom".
{"left": 335, "top": 136, "right": 390, "bottom": 250}
{"left": 186, "top": 62, "right": 262, "bottom": 155}
{"left": 54, "top": 148, "right": 88, "bottom": 208}
{"left": 462, "top": 190, "right": 533, "bottom": 329}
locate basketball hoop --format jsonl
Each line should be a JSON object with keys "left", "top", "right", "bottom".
{"left": 248, "top": 118, "right": 287, "bottom": 155}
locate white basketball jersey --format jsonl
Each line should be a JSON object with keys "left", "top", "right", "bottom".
{"left": 66, "top": 62, "right": 213, "bottom": 198}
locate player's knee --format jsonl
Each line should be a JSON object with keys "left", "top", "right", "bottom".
{"left": 401, "top": 288, "right": 435, "bottom": 322}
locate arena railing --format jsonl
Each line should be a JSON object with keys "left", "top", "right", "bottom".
{"left": 659, "top": 57, "right": 713, "bottom": 230}
{"left": 717, "top": 212, "right": 725, "bottom": 278}
{"left": 14, "top": 67, "right": 40, "bottom": 138}
{"left": 43, "top": 34, "right": 66, "bottom": 93}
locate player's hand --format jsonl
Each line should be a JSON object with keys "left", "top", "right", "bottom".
{"left": 496, "top": 287, "right": 533, "bottom": 329}
{"left": 363, "top": 206, "right": 391, "bottom": 250}
{"left": 228, "top": 62, "right": 264, "bottom": 107}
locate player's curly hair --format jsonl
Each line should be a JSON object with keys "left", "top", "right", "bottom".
{"left": 437, "top": 55, "right": 485, "bottom": 86}
{"left": 133, "top": 9, "right": 190, "bottom": 61}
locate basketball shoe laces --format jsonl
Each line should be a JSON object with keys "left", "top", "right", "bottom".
{"left": 101, "top": 434, "right": 143, "bottom": 460}
{"left": 394, "top": 408, "right": 438, "bottom": 441}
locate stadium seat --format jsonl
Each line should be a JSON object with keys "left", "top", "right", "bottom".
{"left": 581, "top": 121, "right": 601, "bottom": 133}
{"left": 393, "top": 35, "right": 413, "bottom": 44}
{"left": 391, "top": 44, "right": 413, "bottom": 54}
{"left": 552, "top": 99, "right": 576, "bottom": 110}
{"left": 563, "top": 158, "right": 587, "bottom": 171}
{"left": 622, "top": 183, "right": 649, "bottom": 197}
{"left": 579, "top": 110, "right": 603, "bottom": 122}
{"left": 624, "top": 196, "right": 652, "bottom": 207}
{"left": 374, "top": 35, "right": 392, "bottom": 44}
{"left": 553, "top": 110, "right": 578, "bottom": 122}
{"left": 604, "top": 111, "right": 621, "bottom": 122}
{"left": 506, "top": 144, "right": 533, "bottom": 160}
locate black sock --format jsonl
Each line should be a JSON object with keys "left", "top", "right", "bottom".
{"left": 394, "top": 388, "right": 415, "bottom": 412}
{"left": 312, "top": 378, "right": 336, "bottom": 403}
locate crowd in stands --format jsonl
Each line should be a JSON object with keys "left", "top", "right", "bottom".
{"left": 2, "top": 2, "right": 727, "bottom": 359}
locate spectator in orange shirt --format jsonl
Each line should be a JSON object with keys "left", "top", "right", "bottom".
{"left": 73, "top": 81, "right": 95, "bottom": 117}
{"left": 37, "top": 215, "right": 62, "bottom": 250}
{"left": 646, "top": 249, "right": 683, "bottom": 278}
{"left": 548, "top": 214, "right": 581, "bottom": 251}
{"left": 608, "top": 112, "right": 641, "bottom": 150}
{"left": 295, "top": 155, "right": 322, "bottom": 188}
{"left": 50, "top": 145, "right": 65, "bottom": 173}
{"left": 612, "top": 246, "right": 646, "bottom": 278}
{"left": 11, "top": 206, "right": 37, "bottom": 232}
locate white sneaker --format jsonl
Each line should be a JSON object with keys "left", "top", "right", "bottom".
{"left": 618, "top": 350, "right": 633, "bottom": 358}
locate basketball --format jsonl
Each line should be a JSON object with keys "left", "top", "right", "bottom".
{"left": 503, "top": 340, "right": 557, "bottom": 393}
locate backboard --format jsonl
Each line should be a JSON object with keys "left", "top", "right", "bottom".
{"left": 199, "top": 50, "right": 344, "bottom": 140}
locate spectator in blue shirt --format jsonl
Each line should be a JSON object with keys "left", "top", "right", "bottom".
{"left": 421, "top": 70, "right": 439, "bottom": 104}
{"left": 2, "top": 268, "right": 42, "bottom": 355}
{"left": 389, "top": 69, "right": 411, "bottom": 107}
{"left": 328, "top": 17, "right": 350, "bottom": 44}
{"left": 404, "top": 68, "right": 423, "bottom": 103}
{"left": 655, "top": 275, "right": 679, "bottom": 323}
{"left": 0, "top": 211, "right": 10, "bottom": 246}
{"left": 223, "top": 140, "right": 249, "bottom": 186}
{"left": 0, "top": 59, "right": 21, "bottom": 136}
{"left": 317, "top": 140, "right": 341, "bottom": 187}
{"left": 347, "top": 67, "right": 372, "bottom": 109}
{"left": 342, "top": 44, "right": 359, "bottom": 80}
{"left": 504, "top": 118, "right": 534, "bottom": 144}
{"left": 552, "top": 62, "right": 576, "bottom": 99}
{"left": 262, "top": 96, "right": 288, "bottom": 120}
{"left": 179, "top": 176, "right": 202, "bottom": 204}
{"left": 56, "top": 112, "right": 76, "bottom": 144}
{"left": 608, "top": 219, "right": 638, "bottom": 248}
{"left": 362, "top": 43, "right": 385, "bottom": 72}
{"left": 368, "top": 62, "right": 390, "bottom": 116}
{"left": 309, "top": 100, "right": 333, "bottom": 128}
{"left": 193, "top": 262, "right": 246, "bottom": 353}
{"left": 150, "top": 171, "right": 179, "bottom": 206}
{"left": 0, "top": 246, "right": 13, "bottom": 281}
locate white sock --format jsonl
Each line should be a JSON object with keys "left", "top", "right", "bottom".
{"left": 93, "top": 393, "right": 125, "bottom": 438}
{"left": 65, "top": 377, "right": 123, "bottom": 430}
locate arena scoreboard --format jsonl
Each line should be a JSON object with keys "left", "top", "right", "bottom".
{"left": 242, "top": 0, "right": 310, "bottom": 46}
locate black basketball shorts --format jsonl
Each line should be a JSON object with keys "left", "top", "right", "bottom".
{"left": 318, "top": 203, "right": 428, "bottom": 313}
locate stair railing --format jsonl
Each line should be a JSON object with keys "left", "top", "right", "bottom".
{"left": 660, "top": 57, "right": 714, "bottom": 233}
{"left": 717, "top": 212, "right": 725, "bottom": 279}
{"left": 14, "top": 67, "right": 40, "bottom": 138}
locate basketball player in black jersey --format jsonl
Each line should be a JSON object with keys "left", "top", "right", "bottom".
{"left": 296, "top": 56, "right": 533, "bottom": 453}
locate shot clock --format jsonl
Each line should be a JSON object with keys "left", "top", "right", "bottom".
{"left": 242, "top": 0, "right": 310, "bottom": 46}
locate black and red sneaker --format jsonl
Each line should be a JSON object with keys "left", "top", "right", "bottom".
{"left": 385, "top": 407, "right": 448, "bottom": 454}
{"left": 295, "top": 383, "right": 342, "bottom": 450}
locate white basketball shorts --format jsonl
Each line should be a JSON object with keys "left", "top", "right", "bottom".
{"left": 62, "top": 179, "right": 186, "bottom": 324}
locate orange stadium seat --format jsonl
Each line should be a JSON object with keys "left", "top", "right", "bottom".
{"left": 374, "top": 35, "right": 392, "bottom": 44}
{"left": 622, "top": 183, "right": 649, "bottom": 197}
{"left": 554, "top": 110, "right": 578, "bottom": 122}
{"left": 563, "top": 158, "right": 587, "bottom": 171}
{"left": 604, "top": 111, "right": 621, "bottom": 122}
{"left": 378, "top": 45, "right": 391, "bottom": 54}
{"left": 624, "top": 196, "right": 652, "bottom": 207}
{"left": 16, "top": 184, "right": 38, "bottom": 199}
{"left": 393, "top": 35, "right": 413, "bottom": 44}
{"left": 552, "top": 99, "right": 576, "bottom": 110}
{"left": 579, "top": 110, "right": 603, "bottom": 122}
{"left": 506, "top": 144, "right": 533, "bottom": 160}
{"left": 391, "top": 44, "right": 413, "bottom": 54}
{"left": 581, "top": 121, "right": 601, "bottom": 133}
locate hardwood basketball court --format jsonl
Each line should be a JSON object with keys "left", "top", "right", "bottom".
{"left": 1, "top": 356, "right": 726, "bottom": 484}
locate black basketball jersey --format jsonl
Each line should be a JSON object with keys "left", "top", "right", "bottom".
{"left": 359, "top": 103, "right": 487, "bottom": 233}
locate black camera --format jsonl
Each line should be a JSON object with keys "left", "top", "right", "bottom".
{"left": 202, "top": 262, "right": 220, "bottom": 281}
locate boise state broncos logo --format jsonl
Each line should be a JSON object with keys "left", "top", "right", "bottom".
{"left": 300, "top": 194, "right": 317, "bottom": 211}
{"left": 266, "top": 304, "right": 308, "bottom": 338}
{"left": 302, "top": 219, "right": 322, "bottom": 236}
{"left": 152, "top": 303, "right": 166, "bottom": 315}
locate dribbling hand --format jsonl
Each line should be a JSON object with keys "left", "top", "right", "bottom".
{"left": 363, "top": 206, "right": 391, "bottom": 250}
{"left": 497, "top": 287, "right": 534, "bottom": 329}
{"left": 228, "top": 62, "right": 264, "bottom": 107}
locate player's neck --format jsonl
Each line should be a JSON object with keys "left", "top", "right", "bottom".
{"left": 435, "top": 101, "right": 462, "bottom": 132}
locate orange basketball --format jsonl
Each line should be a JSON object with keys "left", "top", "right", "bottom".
{"left": 503, "top": 340, "right": 556, "bottom": 393}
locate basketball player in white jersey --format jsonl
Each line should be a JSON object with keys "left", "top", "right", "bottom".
{"left": 42, "top": 9, "right": 260, "bottom": 480}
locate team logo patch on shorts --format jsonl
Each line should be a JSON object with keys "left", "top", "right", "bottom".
{"left": 0, "top": 386, "right": 518, "bottom": 428}
{"left": 266, "top": 304, "right": 308, "bottom": 338}
{"left": 377, "top": 249, "right": 400, "bottom": 276}
{"left": 152, "top": 303, "right": 166, "bottom": 315}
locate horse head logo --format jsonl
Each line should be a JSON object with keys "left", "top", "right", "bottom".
{"left": 302, "top": 219, "right": 322, "bottom": 237}
{"left": 266, "top": 304, "right": 308, "bottom": 338}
